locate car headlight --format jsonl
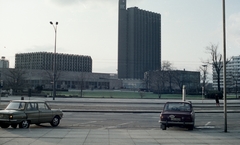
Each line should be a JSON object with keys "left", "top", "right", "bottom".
{"left": 9, "top": 115, "right": 13, "bottom": 119}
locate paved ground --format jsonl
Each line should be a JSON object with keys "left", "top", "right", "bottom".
{"left": 0, "top": 128, "right": 240, "bottom": 145}
{"left": 0, "top": 96, "right": 240, "bottom": 145}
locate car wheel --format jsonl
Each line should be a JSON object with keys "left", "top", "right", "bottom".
{"left": 188, "top": 125, "right": 194, "bottom": 130}
{"left": 11, "top": 124, "right": 18, "bottom": 129}
{"left": 19, "top": 120, "right": 30, "bottom": 129}
{"left": 1, "top": 124, "right": 10, "bottom": 128}
{"left": 50, "top": 116, "right": 60, "bottom": 127}
{"left": 161, "top": 124, "right": 166, "bottom": 130}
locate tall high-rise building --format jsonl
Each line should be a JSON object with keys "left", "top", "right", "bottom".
{"left": 212, "top": 55, "right": 240, "bottom": 91}
{"left": 0, "top": 56, "right": 9, "bottom": 68}
{"left": 118, "top": 0, "right": 161, "bottom": 79}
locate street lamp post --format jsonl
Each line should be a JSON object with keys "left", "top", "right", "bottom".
{"left": 50, "top": 21, "right": 58, "bottom": 100}
{"left": 222, "top": 0, "right": 227, "bottom": 132}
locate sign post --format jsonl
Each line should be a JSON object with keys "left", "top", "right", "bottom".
{"left": 182, "top": 85, "right": 186, "bottom": 101}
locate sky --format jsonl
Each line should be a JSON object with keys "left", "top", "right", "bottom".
{"left": 0, "top": 0, "right": 240, "bottom": 75}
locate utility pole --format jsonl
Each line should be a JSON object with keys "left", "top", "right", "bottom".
{"left": 222, "top": 0, "right": 227, "bottom": 133}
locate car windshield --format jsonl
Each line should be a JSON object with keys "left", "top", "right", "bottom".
{"left": 164, "top": 102, "right": 191, "bottom": 112}
{"left": 5, "top": 102, "right": 26, "bottom": 110}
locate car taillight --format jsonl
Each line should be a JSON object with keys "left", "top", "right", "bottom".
{"left": 160, "top": 114, "right": 167, "bottom": 120}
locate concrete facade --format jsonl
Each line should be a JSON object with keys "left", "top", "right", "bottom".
{"left": 147, "top": 70, "right": 200, "bottom": 93}
{"left": 212, "top": 55, "right": 240, "bottom": 92}
{"left": 0, "top": 68, "right": 122, "bottom": 92}
{"left": 15, "top": 52, "right": 92, "bottom": 72}
{"left": 0, "top": 56, "right": 9, "bottom": 68}
{"left": 118, "top": 0, "right": 161, "bottom": 79}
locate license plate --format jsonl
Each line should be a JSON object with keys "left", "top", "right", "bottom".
{"left": 171, "top": 118, "right": 181, "bottom": 121}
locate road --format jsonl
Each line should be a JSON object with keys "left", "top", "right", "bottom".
{"left": 1, "top": 96, "right": 240, "bottom": 112}
{"left": 1, "top": 97, "right": 240, "bottom": 130}
{"left": 46, "top": 101, "right": 240, "bottom": 113}
{"left": 29, "top": 112, "right": 240, "bottom": 131}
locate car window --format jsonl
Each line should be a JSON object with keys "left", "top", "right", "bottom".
{"left": 38, "top": 103, "right": 50, "bottom": 110}
{"left": 6, "top": 102, "right": 26, "bottom": 110}
{"left": 26, "top": 103, "right": 38, "bottom": 111}
{"left": 164, "top": 103, "right": 191, "bottom": 111}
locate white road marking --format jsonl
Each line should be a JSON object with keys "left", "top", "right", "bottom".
{"left": 196, "top": 121, "right": 215, "bottom": 129}
{"left": 205, "top": 122, "right": 211, "bottom": 126}
{"left": 99, "top": 122, "right": 133, "bottom": 129}
{"left": 81, "top": 121, "right": 97, "bottom": 124}
{"left": 117, "top": 122, "right": 132, "bottom": 126}
{"left": 72, "top": 121, "right": 97, "bottom": 126}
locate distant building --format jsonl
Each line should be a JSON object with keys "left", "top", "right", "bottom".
{"left": 0, "top": 68, "right": 122, "bottom": 91}
{"left": 15, "top": 52, "right": 92, "bottom": 72}
{"left": 212, "top": 55, "right": 240, "bottom": 92}
{"left": 122, "top": 79, "right": 145, "bottom": 90}
{"left": 0, "top": 52, "right": 122, "bottom": 92}
{"left": 0, "top": 56, "right": 9, "bottom": 68}
{"left": 146, "top": 70, "right": 200, "bottom": 93}
{"left": 118, "top": 0, "right": 161, "bottom": 79}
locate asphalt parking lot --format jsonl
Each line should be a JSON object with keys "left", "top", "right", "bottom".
{"left": 1, "top": 96, "right": 240, "bottom": 145}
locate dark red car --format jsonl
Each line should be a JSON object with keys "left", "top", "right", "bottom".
{"left": 159, "top": 101, "right": 195, "bottom": 130}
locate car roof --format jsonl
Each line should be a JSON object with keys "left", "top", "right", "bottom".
{"left": 10, "top": 100, "right": 46, "bottom": 103}
{"left": 165, "top": 101, "right": 192, "bottom": 104}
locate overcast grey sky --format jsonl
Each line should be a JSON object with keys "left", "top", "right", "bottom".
{"left": 0, "top": 0, "right": 240, "bottom": 74}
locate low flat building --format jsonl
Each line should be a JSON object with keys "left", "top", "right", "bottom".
{"left": 0, "top": 68, "right": 122, "bottom": 92}
{"left": 146, "top": 69, "right": 200, "bottom": 94}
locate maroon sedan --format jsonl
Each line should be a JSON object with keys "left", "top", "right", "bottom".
{"left": 159, "top": 101, "right": 195, "bottom": 130}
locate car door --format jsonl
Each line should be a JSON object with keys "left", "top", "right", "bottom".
{"left": 38, "top": 102, "right": 53, "bottom": 123}
{"left": 25, "top": 102, "right": 40, "bottom": 124}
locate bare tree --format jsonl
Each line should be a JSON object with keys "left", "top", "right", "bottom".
{"left": 151, "top": 70, "right": 164, "bottom": 98}
{"left": 143, "top": 71, "right": 150, "bottom": 91}
{"left": 3, "top": 68, "right": 27, "bottom": 94}
{"left": 43, "top": 70, "right": 62, "bottom": 95}
{"left": 43, "top": 70, "right": 62, "bottom": 82}
{"left": 205, "top": 44, "right": 230, "bottom": 91}
{"left": 199, "top": 65, "right": 208, "bottom": 95}
{"left": 172, "top": 70, "right": 185, "bottom": 91}
{"left": 77, "top": 72, "right": 90, "bottom": 97}
{"left": 149, "top": 61, "right": 174, "bottom": 97}
{"left": 162, "top": 61, "right": 174, "bottom": 93}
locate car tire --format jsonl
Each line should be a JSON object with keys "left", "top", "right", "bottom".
{"left": 19, "top": 120, "right": 30, "bottom": 129}
{"left": 11, "top": 124, "right": 18, "bottom": 129}
{"left": 161, "top": 124, "right": 166, "bottom": 130}
{"left": 188, "top": 125, "right": 194, "bottom": 130}
{"left": 1, "top": 124, "right": 10, "bottom": 128}
{"left": 50, "top": 116, "right": 60, "bottom": 127}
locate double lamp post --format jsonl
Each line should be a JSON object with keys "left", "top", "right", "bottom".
{"left": 50, "top": 21, "right": 58, "bottom": 100}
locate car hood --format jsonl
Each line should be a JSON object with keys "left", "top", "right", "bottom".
{"left": 51, "top": 109, "right": 62, "bottom": 112}
{"left": 0, "top": 109, "right": 21, "bottom": 114}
